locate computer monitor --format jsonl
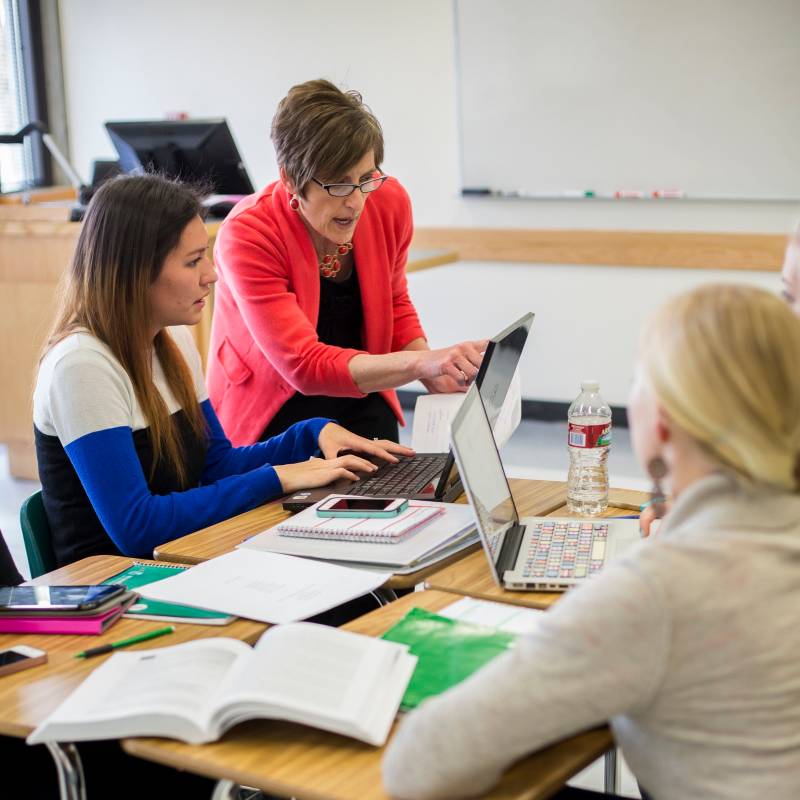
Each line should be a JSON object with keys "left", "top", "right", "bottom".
{"left": 104, "top": 119, "right": 254, "bottom": 195}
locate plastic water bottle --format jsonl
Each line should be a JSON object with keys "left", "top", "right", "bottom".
{"left": 567, "top": 381, "right": 611, "bottom": 515}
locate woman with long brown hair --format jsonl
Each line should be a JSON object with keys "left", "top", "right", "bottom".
{"left": 33, "top": 173, "right": 410, "bottom": 566}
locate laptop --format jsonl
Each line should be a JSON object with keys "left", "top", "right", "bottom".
{"left": 282, "top": 312, "right": 534, "bottom": 512}
{"left": 450, "top": 384, "right": 641, "bottom": 591}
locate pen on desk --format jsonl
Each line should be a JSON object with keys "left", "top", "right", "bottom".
{"left": 75, "top": 625, "right": 175, "bottom": 659}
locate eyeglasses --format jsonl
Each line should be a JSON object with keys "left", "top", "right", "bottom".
{"left": 311, "top": 174, "right": 388, "bottom": 198}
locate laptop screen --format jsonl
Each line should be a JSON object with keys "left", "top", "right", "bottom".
{"left": 430, "top": 312, "right": 534, "bottom": 499}
{"left": 475, "top": 312, "right": 533, "bottom": 429}
{"left": 450, "top": 385, "right": 519, "bottom": 580}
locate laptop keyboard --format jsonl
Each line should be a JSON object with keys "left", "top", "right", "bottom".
{"left": 347, "top": 454, "right": 448, "bottom": 496}
{"left": 520, "top": 520, "right": 609, "bottom": 580}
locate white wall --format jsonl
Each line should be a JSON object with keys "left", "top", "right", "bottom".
{"left": 58, "top": 0, "right": 796, "bottom": 405}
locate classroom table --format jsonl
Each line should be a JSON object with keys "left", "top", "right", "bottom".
{"left": 152, "top": 478, "right": 572, "bottom": 591}
{"left": 0, "top": 555, "right": 267, "bottom": 800}
{"left": 123, "top": 588, "right": 614, "bottom": 800}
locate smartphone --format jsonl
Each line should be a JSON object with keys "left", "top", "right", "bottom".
{"left": 0, "top": 584, "right": 126, "bottom": 613}
{"left": 316, "top": 496, "right": 409, "bottom": 518}
{"left": 0, "top": 645, "right": 47, "bottom": 677}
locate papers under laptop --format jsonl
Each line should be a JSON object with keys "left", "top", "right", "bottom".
{"left": 239, "top": 500, "right": 477, "bottom": 576}
{"left": 450, "top": 385, "right": 641, "bottom": 592}
{"left": 282, "top": 312, "right": 534, "bottom": 511}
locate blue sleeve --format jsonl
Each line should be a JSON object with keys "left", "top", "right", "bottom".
{"left": 65, "top": 425, "right": 285, "bottom": 558}
{"left": 200, "top": 400, "right": 331, "bottom": 483}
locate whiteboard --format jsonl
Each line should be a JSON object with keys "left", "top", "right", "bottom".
{"left": 456, "top": 0, "right": 800, "bottom": 200}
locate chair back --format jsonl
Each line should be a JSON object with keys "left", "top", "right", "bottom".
{"left": 19, "top": 491, "right": 56, "bottom": 578}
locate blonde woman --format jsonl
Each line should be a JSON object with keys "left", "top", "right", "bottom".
{"left": 639, "top": 219, "right": 800, "bottom": 537}
{"left": 383, "top": 285, "right": 800, "bottom": 800}
{"left": 781, "top": 219, "right": 800, "bottom": 314}
{"left": 33, "top": 174, "right": 410, "bottom": 567}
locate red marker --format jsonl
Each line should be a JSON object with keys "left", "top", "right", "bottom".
{"left": 614, "top": 190, "right": 645, "bottom": 199}
{"left": 652, "top": 189, "right": 685, "bottom": 198}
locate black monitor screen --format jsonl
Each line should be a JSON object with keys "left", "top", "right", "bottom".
{"left": 105, "top": 119, "right": 254, "bottom": 195}
{"left": 475, "top": 312, "right": 534, "bottom": 428}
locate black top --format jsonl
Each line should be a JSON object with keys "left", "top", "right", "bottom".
{"left": 316, "top": 265, "right": 364, "bottom": 350}
{"left": 35, "top": 410, "right": 207, "bottom": 567}
{"left": 262, "top": 265, "right": 398, "bottom": 442}
{"left": 0, "top": 532, "right": 23, "bottom": 586}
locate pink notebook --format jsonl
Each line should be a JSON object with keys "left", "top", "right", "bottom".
{"left": 0, "top": 604, "right": 127, "bottom": 635}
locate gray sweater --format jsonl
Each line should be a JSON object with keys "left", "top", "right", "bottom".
{"left": 382, "top": 474, "right": 800, "bottom": 799}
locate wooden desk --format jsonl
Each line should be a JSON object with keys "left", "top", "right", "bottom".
{"left": 124, "top": 589, "right": 613, "bottom": 800}
{"left": 0, "top": 555, "right": 266, "bottom": 800}
{"left": 0, "top": 555, "right": 266, "bottom": 739}
{"left": 425, "top": 486, "right": 650, "bottom": 608}
{"left": 153, "top": 478, "right": 568, "bottom": 590}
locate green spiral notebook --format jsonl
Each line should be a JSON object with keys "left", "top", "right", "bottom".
{"left": 381, "top": 607, "right": 516, "bottom": 710}
{"left": 103, "top": 562, "right": 233, "bottom": 626}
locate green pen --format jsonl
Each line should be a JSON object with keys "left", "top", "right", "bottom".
{"left": 75, "top": 625, "right": 176, "bottom": 659}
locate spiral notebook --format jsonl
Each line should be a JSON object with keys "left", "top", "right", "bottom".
{"left": 102, "top": 562, "right": 234, "bottom": 625}
{"left": 277, "top": 503, "right": 444, "bottom": 543}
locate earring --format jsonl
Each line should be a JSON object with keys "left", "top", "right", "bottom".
{"left": 289, "top": 195, "right": 300, "bottom": 210}
{"left": 647, "top": 456, "right": 668, "bottom": 519}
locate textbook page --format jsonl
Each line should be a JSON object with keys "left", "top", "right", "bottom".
{"left": 411, "top": 370, "right": 521, "bottom": 452}
{"left": 218, "top": 622, "right": 416, "bottom": 745}
{"left": 139, "top": 550, "right": 391, "bottom": 624}
{"left": 27, "top": 638, "right": 250, "bottom": 744}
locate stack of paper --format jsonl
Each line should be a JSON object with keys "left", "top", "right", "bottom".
{"left": 238, "top": 500, "right": 477, "bottom": 574}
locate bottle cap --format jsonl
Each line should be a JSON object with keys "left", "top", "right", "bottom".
{"left": 580, "top": 380, "right": 599, "bottom": 392}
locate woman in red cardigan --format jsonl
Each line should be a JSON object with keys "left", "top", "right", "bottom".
{"left": 207, "top": 79, "right": 486, "bottom": 445}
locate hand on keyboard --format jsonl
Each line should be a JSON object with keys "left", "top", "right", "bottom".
{"left": 317, "top": 422, "right": 414, "bottom": 464}
{"left": 273, "top": 454, "right": 381, "bottom": 494}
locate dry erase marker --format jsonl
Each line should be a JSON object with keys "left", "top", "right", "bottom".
{"left": 614, "top": 190, "right": 645, "bottom": 199}
{"left": 652, "top": 189, "right": 685, "bottom": 198}
{"left": 562, "top": 190, "right": 597, "bottom": 198}
{"left": 75, "top": 625, "right": 175, "bottom": 659}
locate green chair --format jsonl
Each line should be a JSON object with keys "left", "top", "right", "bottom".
{"left": 19, "top": 491, "right": 56, "bottom": 578}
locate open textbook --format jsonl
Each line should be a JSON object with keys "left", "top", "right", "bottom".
{"left": 28, "top": 623, "right": 416, "bottom": 748}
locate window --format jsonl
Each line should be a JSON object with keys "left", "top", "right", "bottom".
{"left": 0, "top": 0, "right": 46, "bottom": 193}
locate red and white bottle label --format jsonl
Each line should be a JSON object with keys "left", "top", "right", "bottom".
{"left": 568, "top": 422, "right": 611, "bottom": 448}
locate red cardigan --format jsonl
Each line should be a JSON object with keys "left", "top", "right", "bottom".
{"left": 206, "top": 178, "right": 426, "bottom": 445}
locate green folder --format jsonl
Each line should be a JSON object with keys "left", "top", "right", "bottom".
{"left": 103, "top": 562, "right": 233, "bottom": 626}
{"left": 381, "top": 607, "right": 516, "bottom": 710}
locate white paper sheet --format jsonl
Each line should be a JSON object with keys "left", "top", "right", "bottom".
{"left": 438, "top": 596, "right": 543, "bottom": 635}
{"left": 139, "top": 550, "right": 391, "bottom": 624}
{"left": 410, "top": 371, "right": 522, "bottom": 453}
{"left": 411, "top": 394, "right": 466, "bottom": 452}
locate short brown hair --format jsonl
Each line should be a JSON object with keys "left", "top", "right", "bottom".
{"left": 271, "top": 79, "right": 384, "bottom": 196}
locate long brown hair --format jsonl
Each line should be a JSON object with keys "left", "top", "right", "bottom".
{"left": 43, "top": 174, "right": 208, "bottom": 486}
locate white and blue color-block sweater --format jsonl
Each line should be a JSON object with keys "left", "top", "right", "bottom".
{"left": 33, "top": 326, "right": 329, "bottom": 566}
